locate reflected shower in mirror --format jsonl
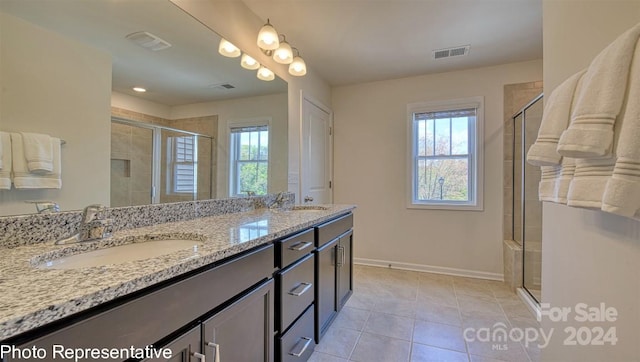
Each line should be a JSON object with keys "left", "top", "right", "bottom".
{"left": 0, "top": 0, "right": 288, "bottom": 216}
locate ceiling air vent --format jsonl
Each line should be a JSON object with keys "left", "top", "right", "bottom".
{"left": 126, "top": 32, "right": 172, "bottom": 51}
{"left": 208, "top": 83, "right": 236, "bottom": 91}
{"left": 432, "top": 45, "right": 470, "bottom": 60}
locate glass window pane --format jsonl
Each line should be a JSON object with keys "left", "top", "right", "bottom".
{"left": 259, "top": 130, "right": 269, "bottom": 160}
{"left": 239, "top": 161, "right": 268, "bottom": 195}
{"left": 417, "top": 120, "right": 426, "bottom": 157}
{"left": 434, "top": 118, "right": 450, "bottom": 155}
{"left": 415, "top": 158, "right": 469, "bottom": 201}
{"left": 451, "top": 117, "right": 469, "bottom": 155}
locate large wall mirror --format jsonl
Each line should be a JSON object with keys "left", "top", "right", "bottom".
{"left": 0, "top": 0, "right": 288, "bottom": 216}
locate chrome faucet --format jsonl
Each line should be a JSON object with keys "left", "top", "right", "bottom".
{"left": 26, "top": 200, "right": 60, "bottom": 214}
{"left": 268, "top": 192, "right": 288, "bottom": 209}
{"left": 55, "top": 204, "right": 113, "bottom": 245}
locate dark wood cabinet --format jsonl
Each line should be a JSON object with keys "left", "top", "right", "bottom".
{"left": 202, "top": 279, "right": 274, "bottom": 362}
{"left": 143, "top": 326, "right": 202, "bottom": 362}
{"left": 314, "top": 214, "right": 354, "bottom": 342}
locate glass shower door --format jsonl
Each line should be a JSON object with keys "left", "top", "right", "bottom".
{"left": 520, "top": 96, "right": 544, "bottom": 303}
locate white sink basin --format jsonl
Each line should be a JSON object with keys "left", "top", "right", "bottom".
{"left": 36, "top": 239, "right": 203, "bottom": 270}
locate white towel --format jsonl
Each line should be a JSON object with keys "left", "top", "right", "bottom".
{"left": 538, "top": 158, "right": 576, "bottom": 204}
{"left": 20, "top": 132, "right": 54, "bottom": 173}
{"left": 602, "top": 37, "right": 640, "bottom": 218}
{"left": 11, "top": 133, "right": 62, "bottom": 189}
{"left": 557, "top": 22, "right": 640, "bottom": 159}
{"left": 0, "top": 132, "right": 11, "bottom": 190}
{"left": 527, "top": 70, "right": 585, "bottom": 166}
{"left": 566, "top": 157, "right": 615, "bottom": 208}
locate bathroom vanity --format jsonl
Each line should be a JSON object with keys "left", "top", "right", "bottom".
{"left": 0, "top": 201, "right": 354, "bottom": 362}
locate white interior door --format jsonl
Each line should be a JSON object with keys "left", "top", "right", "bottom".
{"left": 301, "top": 95, "right": 332, "bottom": 204}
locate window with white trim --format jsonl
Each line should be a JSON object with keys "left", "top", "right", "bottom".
{"left": 229, "top": 125, "right": 269, "bottom": 196}
{"left": 407, "top": 97, "right": 483, "bottom": 210}
{"left": 167, "top": 135, "right": 197, "bottom": 194}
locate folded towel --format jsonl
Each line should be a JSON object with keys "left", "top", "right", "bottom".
{"left": 602, "top": 37, "right": 640, "bottom": 218}
{"left": 20, "top": 132, "right": 54, "bottom": 173}
{"left": 11, "top": 133, "right": 61, "bottom": 189}
{"left": 0, "top": 132, "right": 11, "bottom": 190}
{"left": 539, "top": 166, "right": 561, "bottom": 202}
{"left": 566, "top": 158, "right": 615, "bottom": 208}
{"left": 527, "top": 70, "right": 585, "bottom": 166}
{"left": 557, "top": 22, "right": 640, "bottom": 159}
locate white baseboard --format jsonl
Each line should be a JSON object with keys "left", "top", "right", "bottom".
{"left": 517, "top": 288, "right": 541, "bottom": 320}
{"left": 354, "top": 257, "right": 504, "bottom": 281}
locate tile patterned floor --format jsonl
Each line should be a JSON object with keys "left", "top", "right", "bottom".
{"left": 309, "top": 265, "right": 540, "bottom": 362}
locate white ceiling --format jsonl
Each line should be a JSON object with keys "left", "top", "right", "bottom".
{"left": 242, "top": 0, "right": 543, "bottom": 86}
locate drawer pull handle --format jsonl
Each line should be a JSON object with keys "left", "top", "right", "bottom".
{"left": 336, "top": 246, "right": 345, "bottom": 267}
{"left": 206, "top": 342, "right": 220, "bottom": 362}
{"left": 288, "top": 282, "right": 312, "bottom": 296}
{"left": 192, "top": 352, "right": 206, "bottom": 362}
{"left": 289, "top": 241, "right": 313, "bottom": 251}
{"left": 289, "top": 337, "right": 313, "bottom": 357}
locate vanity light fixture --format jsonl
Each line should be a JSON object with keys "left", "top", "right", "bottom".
{"left": 241, "top": 54, "right": 260, "bottom": 70}
{"left": 288, "top": 48, "right": 307, "bottom": 76}
{"left": 256, "top": 19, "right": 307, "bottom": 76}
{"left": 257, "top": 66, "right": 275, "bottom": 81}
{"left": 133, "top": 87, "right": 147, "bottom": 93}
{"left": 218, "top": 38, "right": 241, "bottom": 58}
{"left": 257, "top": 19, "right": 280, "bottom": 51}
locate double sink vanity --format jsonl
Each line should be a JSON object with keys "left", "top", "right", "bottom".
{"left": 0, "top": 196, "right": 355, "bottom": 362}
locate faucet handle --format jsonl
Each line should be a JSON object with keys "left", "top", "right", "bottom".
{"left": 82, "top": 204, "right": 107, "bottom": 223}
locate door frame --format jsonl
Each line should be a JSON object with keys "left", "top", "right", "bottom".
{"left": 299, "top": 91, "right": 334, "bottom": 204}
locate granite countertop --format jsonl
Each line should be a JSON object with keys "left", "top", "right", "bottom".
{"left": 0, "top": 205, "right": 354, "bottom": 340}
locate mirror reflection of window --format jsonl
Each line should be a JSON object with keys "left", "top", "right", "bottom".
{"left": 229, "top": 125, "right": 269, "bottom": 196}
{"left": 167, "top": 135, "right": 198, "bottom": 195}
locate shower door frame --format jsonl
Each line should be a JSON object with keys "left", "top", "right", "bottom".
{"left": 111, "top": 116, "right": 213, "bottom": 204}
{"left": 512, "top": 93, "right": 543, "bottom": 304}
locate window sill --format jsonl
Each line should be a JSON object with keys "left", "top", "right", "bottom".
{"left": 406, "top": 202, "right": 483, "bottom": 211}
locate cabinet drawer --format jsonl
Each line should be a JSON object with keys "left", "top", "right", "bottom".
{"left": 276, "top": 228, "right": 314, "bottom": 268}
{"left": 278, "top": 253, "right": 315, "bottom": 331}
{"left": 279, "top": 305, "right": 315, "bottom": 362}
{"left": 315, "top": 213, "right": 353, "bottom": 247}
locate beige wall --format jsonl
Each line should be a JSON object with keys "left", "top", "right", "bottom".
{"left": 0, "top": 12, "right": 112, "bottom": 215}
{"left": 541, "top": 1, "right": 640, "bottom": 360}
{"left": 172, "top": 93, "right": 288, "bottom": 197}
{"left": 332, "top": 60, "right": 542, "bottom": 278}
{"left": 170, "top": 0, "right": 332, "bottom": 201}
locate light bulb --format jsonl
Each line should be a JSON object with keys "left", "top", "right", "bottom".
{"left": 133, "top": 87, "right": 147, "bottom": 92}
{"left": 257, "top": 21, "right": 280, "bottom": 50}
{"left": 289, "top": 56, "right": 307, "bottom": 76}
{"left": 257, "top": 66, "right": 275, "bottom": 81}
{"left": 218, "top": 38, "right": 241, "bottom": 58}
{"left": 241, "top": 54, "right": 260, "bottom": 70}
{"left": 273, "top": 41, "right": 293, "bottom": 64}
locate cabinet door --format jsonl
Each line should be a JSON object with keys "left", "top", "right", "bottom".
{"left": 315, "top": 238, "right": 338, "bottom": 342}
{"left": 143, "top": 326, "right": 202, "bottom": 362}
{"left": 337, "top": 231, "right": 353, "bottom": 310}
{"left": 202, "top": 279, "right": 274, "bottom": 362}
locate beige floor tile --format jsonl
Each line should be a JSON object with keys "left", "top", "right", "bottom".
{"left": 344, "top": 292, "right": 376, "bottom": 311}
{"left": 469, "top": 354, "right": 510, "bottom": 362}
{"left": 373, "top": 298, "right": 417, "bottom": 318}
{"left": 461, "top": 312, "right": 511, "bottom": 330}
{"left": 313, "top": 327, "right": 360, "bottom": 358}
{"left": 331, "top": 306, "right": 370, "bottom": 331}
{"left": 363, "top": 311, "right": 415, "bottom": 340}
{"left": 454, "top": 283, "right": 496, "bottom": 298}
{"left": 418, "top": 287, "right": 458, "bottom": 306}
{"left": 307, "top": 351, "right": 350, "bottom": 362}
{"left": 500, "top": 299, "right": 536, "bottom": 320}
{"left": 458, "top": 296, "right": 504, "bottom": 316}
{"left": 411, "top": 343, "right": 470, "bottom": 362}
{"left": 415, "top": 301, "right": 462, "bottom": 327}
{"left": 350, "top": 332, "right": 411, "bottom": 362}
{"left": 413, "top": 320, "right": 467, "bottom": 353}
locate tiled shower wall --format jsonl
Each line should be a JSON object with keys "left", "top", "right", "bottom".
{"left": 502, "top": 81, "right": 542, "bottom": 291}
{"left": 110, "top": 108, "right": 217, "bottom": 206}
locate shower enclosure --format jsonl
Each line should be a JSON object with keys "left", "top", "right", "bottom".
{"left": 110, "top": 117, "right": 214, "bottom": 207}
{"left": 513, "top": 94, "right": 543, "bottom": 303}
